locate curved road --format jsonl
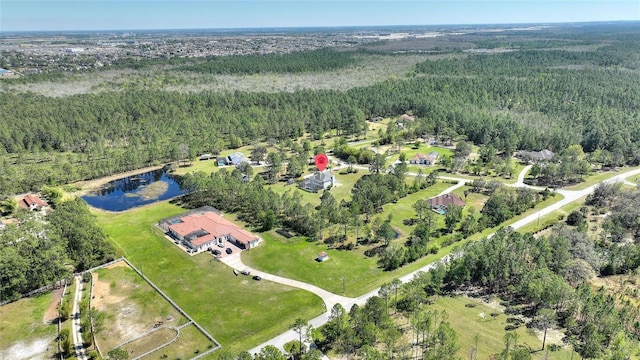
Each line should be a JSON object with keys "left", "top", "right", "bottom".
{"left": 223, "top": 165, "right": 640, "bottom": 355}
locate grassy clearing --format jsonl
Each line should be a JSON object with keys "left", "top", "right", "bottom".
{"left": 0, "top": 292, "right": 58, "bottom": 360}
{"left": 173, "top": 159, "right": 220, "bottom": 176}
{"left": 121, "top": 327, "right": 178, "bottom": 358}
{"left": 95, "top": 202, "right": 324, "bottom": 353}
{"left": 376, "top": 181, "right": 452, "bottom": 236}
{"left": 429, "top": 296, "right": 577, "bottom": 359}
{"left": 149, "top": 324, "right": 218, "bottom": 360}
{"left": 517, "top": 197, "right": 586, "bottom": 235}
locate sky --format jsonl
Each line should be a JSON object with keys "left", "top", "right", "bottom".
{"left": 1, "top": 0, "right": 639, "bottom": 32}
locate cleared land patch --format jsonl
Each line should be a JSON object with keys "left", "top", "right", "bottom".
{"left": 92, "top": 263, "right": 206, "bottom": 358}
{"left": 429, "top": 296, "right": 574, "bottom": 359}
{"left": 0, "top": 292, "right": 58, "bottom": 360}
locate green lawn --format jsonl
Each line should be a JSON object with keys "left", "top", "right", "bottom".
{"left": 173, "top": 158, "right": 220, "bottom": 176}
{"left": 388, "top": 144, "right": 454, "bottom": 164}
{"left": 0, "top": 292, "right": 58, "bottom": 359}
{"left": 376, "top": 181, "right": 451, "bottom": 237}
{"left": 270, "top": 169, "right": 366, "bottom": 207}
{"left": 430, "top": 296, "right": 578, "bottom": 359}
{"left": 94, "top": 202, "right": 324, "bottom": 353}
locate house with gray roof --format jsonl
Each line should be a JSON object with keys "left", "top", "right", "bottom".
{"left": 516, "top": 149, "right": 555, "bottom": 162}
{"left": 299, "top": 170, "right": 336, "bottom": 192}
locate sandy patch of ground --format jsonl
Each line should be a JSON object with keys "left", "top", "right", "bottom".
{"left": 42, "top": 287, "right": 64, "bottom": 323}
{"left": 69, "top": 165, "right": 164, "bottom": 197}
{"left": 0, "top": 338, "right": 55, "bottom": 360}
{"left": 105, "top": 260, "right": 128, "bottom": 270}
{"left": 92, "top": 272, "right": 126, "bottom": 312}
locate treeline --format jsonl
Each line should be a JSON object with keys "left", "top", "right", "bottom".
{"left": 1, "top": 38, "right": 640, "bottom": 194}
{"left": 181, "top": 170, "right": 320, "bottom": 237}
{"left": 443, "top": 227, "right": 640, "bottom": 358}
{"left": 0, "top": 198, "right": 114, "bottom": 301}
{"left": 179, "top": 48, "right": 360, "bottom": 74}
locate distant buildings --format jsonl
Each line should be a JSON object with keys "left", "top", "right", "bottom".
{"left": 299, "top": 170, "right": 336, "bottom": 192}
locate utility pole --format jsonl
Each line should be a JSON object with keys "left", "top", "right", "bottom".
{"left": 342, "top": 275, "right": 345, "bottom": 295}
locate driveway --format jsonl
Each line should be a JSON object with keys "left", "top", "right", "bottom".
{"left": 244, "top": 166, "right": 640, "bottom": 355}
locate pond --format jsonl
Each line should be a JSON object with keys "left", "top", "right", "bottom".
{"left": 82, "top": 169, "right": 188, "bottom": 211}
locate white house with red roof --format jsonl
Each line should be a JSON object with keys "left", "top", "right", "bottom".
{"left": 18, "top": 194, "right": 49, "bottom": 212}
{"left": 159, "top": 207, "right": 260, "bottom": 252}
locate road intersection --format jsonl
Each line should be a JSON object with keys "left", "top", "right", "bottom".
{"left": 223, "top": 164, "right": 640, "bottom": 355}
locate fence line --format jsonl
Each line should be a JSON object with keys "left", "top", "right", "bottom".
{"left": 1, "top": 257, "right": 223, "bottom": 359}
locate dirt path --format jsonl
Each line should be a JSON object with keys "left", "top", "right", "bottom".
{"left": 42, "top": 287, "right": 64, "bottom": 323}
{"left": 69, "top": 165, "right": 164, "bottom": 196}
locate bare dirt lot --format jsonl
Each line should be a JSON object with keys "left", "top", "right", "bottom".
{"left": 91, "top": 263, "right": 187, "bottom": 354}
{"left": 42, "top": 286, "right": 64, "bottom": 323}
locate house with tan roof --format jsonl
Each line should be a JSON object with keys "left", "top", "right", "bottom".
{"left": 159, "top": 206, "right": 260, "bottom": 252}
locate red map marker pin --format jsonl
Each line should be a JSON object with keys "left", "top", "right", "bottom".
{"left": 314, "top": 153, "right": 329, "bottom": 172}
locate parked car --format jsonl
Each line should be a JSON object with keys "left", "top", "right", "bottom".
{"left": 212, "top": 249, "right": 221, "bottom": 256}
{"left": 241, "top": 269, "right": 250, "bottom": 275}
{"left": 225, "top": 248, "right": 233, "bottom": 254}
{"left": 253, "top": 275, "right": 261, "bottom": 281}
{"left": 217, "top": 243, "right": 225, "bottom": 248}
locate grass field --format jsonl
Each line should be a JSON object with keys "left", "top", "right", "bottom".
{"left": 0, "top": 292, "right": 58, "bottom": 360}
{"left": 429, "top": 296, "right": 577, "bottom": 359}
{"left": 94, "top": 201, "right": 324, "bottom": 353}
{"left": 376, "top": 181, "right": 452, "bottom": 236}
{"left": 92, "top": 264, "right": 207, "bottom": 357}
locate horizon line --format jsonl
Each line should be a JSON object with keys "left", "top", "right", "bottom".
{"left": 2, "top": 19, "right": 638, "bottom": 34}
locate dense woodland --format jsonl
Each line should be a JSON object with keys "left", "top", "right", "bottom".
{"left": 1, "top": 29, "right": 639, "bottom": 194}
{"left": 0, "top": 198, "right": 114, "bottom": 301}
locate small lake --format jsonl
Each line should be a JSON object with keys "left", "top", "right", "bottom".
{"left": 82, "top": 169, "right": 188, "bottom": 211}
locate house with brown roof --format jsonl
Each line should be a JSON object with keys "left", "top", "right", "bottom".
{"left": 410, "top": 151, "right": 439, "bottom": 165}
{"left": 427, "top": 193, "right": 465, "bottom": 214}
{"left": 18, "top": 194, "right": 49, "bottom": 212}
{"left": 159, "top": 207, "right": 260, "bottom": 252}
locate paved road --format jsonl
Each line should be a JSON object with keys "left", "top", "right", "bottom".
{"left": 71, "top": 275, "right": 87, "bottom": 360}
{"left": 239, "top": 165, "right": 640, "bottom": 355}
{"left": 220, "top": 255, "right": 351, "bottom": 313}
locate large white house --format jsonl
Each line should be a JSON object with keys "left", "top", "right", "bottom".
{"left": 299, "top": 170, "right": 336, "bottom": 192}
{"left": 159, "top": 207, "right": 261, "bottom": 252}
